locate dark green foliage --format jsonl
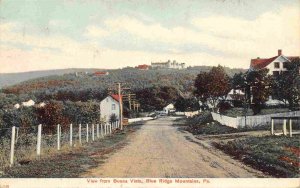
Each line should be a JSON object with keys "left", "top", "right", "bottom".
{"left": 109, "top": 114, "right": 118, "bottom": 123}
{"left": 174, "top": 97, "right": 200, "bottom": 112}
{"left": 217, "top": 101, "right": 232, "bottom": 114}
{"left": 135, "top": 86, "right": 180, "bottom": 111}
{"left": 271, "top": 58, "right": 300, "bottom": 110}
{"left": 214, "top": 136, "right": 300, "bottom": 177}
{"left": 246, "top": 69, "right": 272, "bottom": 114}
{"left": 63, "top": 100, "right": 100, "bottom": 124}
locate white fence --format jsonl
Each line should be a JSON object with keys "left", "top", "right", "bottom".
{"left": 4, "top": 121, "right": 121, "bottom": 168}
{"left": 175, "top": 110, "right": 201, "bottom": 118}
{"left": 211, "top": 112, "right": 239, "bottom": 128}
{"left": 212, "top": 111, "right": 300, "bottom": 129}
{"left": 128, "top": 117, "right": 154, "bottom": 123}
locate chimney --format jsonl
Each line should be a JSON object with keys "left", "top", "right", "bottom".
{"left": 278, "top": 49, "right": 282, "bottom": 56}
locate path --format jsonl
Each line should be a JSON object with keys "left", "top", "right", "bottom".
{"left": 81, "top": 117, "right": 265, "bottom": 178}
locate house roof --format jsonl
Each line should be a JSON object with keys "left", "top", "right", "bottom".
{"left": 250, "top": 52, "right": 299, "bottom": 70}
{"left": 137, "top": 64, "right": 149, "bottom": 69}
{"left": 111, "top": 94, "right": 122, "bottom": 102}
{"left": 250, "top": 56, "right": 278, "bottom": 69}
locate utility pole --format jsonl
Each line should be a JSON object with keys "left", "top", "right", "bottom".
{"left": 108, "top": 82, "right": 133, "bottom": 130}
{"left": 117, "top": 83, "right": 124, "bottom": 130}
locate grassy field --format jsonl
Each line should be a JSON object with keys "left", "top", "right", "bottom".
{"left": 1, "top": 124, "right": 141, "bottom": 178}
{"left": 214, "top": 135, "right": 300, "bottom": 178}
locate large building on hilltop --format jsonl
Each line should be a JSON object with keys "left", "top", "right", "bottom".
{"left": 250, "top": 49, "right": 299, "bottom": 76}
{"left": 151, "top": 60, "right": 185, "bottom": 69}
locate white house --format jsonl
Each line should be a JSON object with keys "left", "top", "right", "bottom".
{"left": 100, "top": 94, "right": 121, "bottom": 123}
{"left": 163, "top": 103, "right": 176, "bottom": 114}
{"left": 22, "top": 99, "right": 35, "bottom": 107}
{"left": 14, "top": 103, "right": 20, "bottom": 109}
{"left": 226, "top": 89, "right": 245, "bottom": 101}
{"left": 38, "top": 102, "right": 46, "bottom": 108}
{"left": 250, "top": 49, "right": 299, "bottom": 76}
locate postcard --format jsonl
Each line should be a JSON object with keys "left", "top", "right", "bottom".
{"left": 0, "top": 0, "right": 299, "bottom": 187}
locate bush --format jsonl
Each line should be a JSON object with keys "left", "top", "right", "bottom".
{"left": 217, "top": 101, "right": 232, "bottom": 114}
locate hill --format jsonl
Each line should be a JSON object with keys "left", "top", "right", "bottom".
{"left": 0, "top": 68, "right": 107, "bottom": 88}
{"left": 0, "top": 66, "right": 246, "bottom": 110}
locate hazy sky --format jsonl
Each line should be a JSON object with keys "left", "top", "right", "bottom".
{"left": 0, "top": 0, "right": 299, "bottom": 73}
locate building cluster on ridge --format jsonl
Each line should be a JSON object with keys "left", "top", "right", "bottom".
{"left": 136, "top": 60, "right": 186, "bottom": 70}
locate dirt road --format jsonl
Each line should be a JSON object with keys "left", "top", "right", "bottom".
{"left": 81, "top": 117, "right": 266, "bottom": 178}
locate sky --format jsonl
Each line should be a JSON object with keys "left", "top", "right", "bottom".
{"left": 0, "top": 0, "right": 300, "bottom": 73}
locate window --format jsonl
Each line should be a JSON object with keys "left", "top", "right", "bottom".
{"left": 112, "top": 104, "right": 116, "bottom": 110}
{"left": 273, "top": 71, "right": 279, "bottom": 76}
{"left": 283, "top": 62, "right": 288, "bottom": 69}
{"left": 274, "top": 62, "right": 280, "bottom": 68}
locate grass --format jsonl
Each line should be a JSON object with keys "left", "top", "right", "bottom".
{"left": 1, "top": 124, "right": 141, "bottom": 177}
{"left": 223, "top": 107, "right": 291, "bottom": 117}
{"left": 213, "top": 135, "right": 300, "bottom": 178}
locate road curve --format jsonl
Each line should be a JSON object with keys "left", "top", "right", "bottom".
{"left": 81, "top": 117, "right": 264, "bottom": 178}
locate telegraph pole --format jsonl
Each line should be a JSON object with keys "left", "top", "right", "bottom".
{"left": 118, "top": 83, "right": 124, "bottom": 130}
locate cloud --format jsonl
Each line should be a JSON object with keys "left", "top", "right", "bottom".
{"left": 101, "top": 6, "right": 300, "bottom": 58}
{"left": 84, "top": 25, "right": 109, "bottom": 38}
{"left": 0, "top": 5, "right": 299, "bottom": 73}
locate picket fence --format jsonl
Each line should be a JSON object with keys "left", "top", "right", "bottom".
{"left": 212, "top": 111, "right": 300, "bottom": 129}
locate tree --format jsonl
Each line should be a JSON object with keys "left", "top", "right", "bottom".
{"left": 109, "top": 113, "right": 118, "bottom": 123}
{"left": 272, "top": 58, "right": 300, "bottom": 110}
{"left": 174, "top": 97, "right": 200, "bottom": 112}
{"left": 135, "top": 86, "right": 180, "bottom": 111}
{"left": 245, "top": 69, "right": 271, "bottom": 114}
{"left": 194, "top": 65, "right": 231, "bottom": 110}
{"left": 36, "top": 100, "right": 70, "bottom": 133}
{"left": 231, "top": 72, "right": 246, "bottom": 89}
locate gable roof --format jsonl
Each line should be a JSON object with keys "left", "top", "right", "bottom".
{"left": 250, "top": 50, "right": 300, "bottom": 70}
{"left": 250, "top": 56, "right": 278, "bottom": 69}
{"left": 111, "top": 94, "right": 122, "bottom": 102}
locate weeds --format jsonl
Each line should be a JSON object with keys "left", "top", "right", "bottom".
{"left": 213, "top": 135, "right": 300, "bottom": 177}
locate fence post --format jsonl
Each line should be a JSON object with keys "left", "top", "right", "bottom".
{"left": 92, "top": 124, "right": 95, "bottom": 141}
{"left": 271, "top": 119, "right": 274, "bottom": 135}
{"left": 104, "top": 123, "right": 107, "bottom": 136}
{"left": 57, "top": 124, "right": 61, "bottom": 150}
{"left": 289, "top": 119, "right": 292, "bottom": 137}
{"left": 283, "top": 119, "right": 287, "bottom": 136}
{"left": 86, "top": 124, "right": 89, "bottom": 143}
{"left": 10, "top": 126, "right": 16, "bottom": 167}
{"left": 70, "top": 124, "right": 73, "bottom": 147}
{"left": 101, "top": 123, "right": 103, "bottom": 137}
{"left": 110, "top": 123, "right": 112, "bottom": 134}
{"left": 79, "top": 124, "right": 82, "bottom": 145}
{"left": 96, "top": 124, "right": 99, "bottom": 138}
{"left": 15, "top": 127, "right": 19, "bottom": 144}
{"left": 37, "top": 124, "right": 42, "bottom": 157}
